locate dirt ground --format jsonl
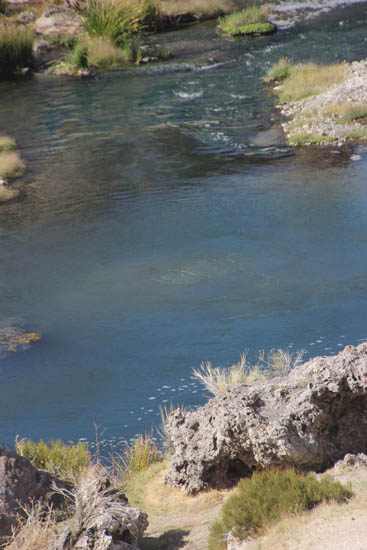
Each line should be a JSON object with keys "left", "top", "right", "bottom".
{"left": 138, "top": 465, "right": 367, "bottom": 550}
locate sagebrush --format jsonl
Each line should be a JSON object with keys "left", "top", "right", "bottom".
{"left": 15, "top": 437, "right": 90, "bottom": 481}
{"left": 208, "top": 469, "right": 353, "bottom": 550}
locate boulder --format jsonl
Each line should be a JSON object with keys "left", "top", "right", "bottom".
{"left": 0, "top": 447, "right": 69, "bottom": 540}
{"left": 164, "top": 342, "right": 367, "bottom": 493}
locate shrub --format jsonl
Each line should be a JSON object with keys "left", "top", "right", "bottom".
{"left": 208, "top": 469, "right": 353, "bottom": 550}
{"left": 0, "top": 151, "right": 25, "bottom": 179}
{"left": 193, "top": 348, "right": 304, "bottom": 395}
{"left": 0, "top": 135, "right": 16, "bottom": 153}
{"left": 0, "top": 27, "right": 33, "bottom": 78}
{"left": 79, "top": 0, "right": 159, "bottom": 45}
{"left": 15, "top": 437, "right": 90, "bottom": 481}
{"left": 218, "top": 6, "right": 276, "bottom": 37}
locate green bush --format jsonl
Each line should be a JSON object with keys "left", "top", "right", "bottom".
{"left": 0, "top": 0, "right": 6, "bottom": 15}
{"left": 218, "top": 6, "right": 276, "bottom": 37}
{"left": 0, "top": 27, "right": 33, "bottom": 77}
{"left": 208, "top": 469, "right": 353, "bottom": 550}
{"left": 15, "top": 437, "right": 90, "bottom": 481}
{"left": 80, "top": 0, "right": 159, "bottom": 45}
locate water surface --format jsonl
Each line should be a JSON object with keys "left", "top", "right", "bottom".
{"left": 1, "top": 2, "right": 367, "bottom": 451}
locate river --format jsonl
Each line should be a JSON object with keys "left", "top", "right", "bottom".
{"left": 1, "top": 0, "right": 367, "bottom": 452}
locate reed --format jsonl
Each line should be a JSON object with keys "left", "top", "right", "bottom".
{"left": 0, "top": 27, "right": 33, "bottom": 77}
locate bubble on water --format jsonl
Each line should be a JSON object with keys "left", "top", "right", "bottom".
{"left": 148, "top": 396, "right": 156, "bottom": 400}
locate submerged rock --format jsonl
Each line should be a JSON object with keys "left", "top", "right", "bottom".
{"left": 164, "top": 342, "right": 367, "bottom": 493}
{"left": 0, "top": 329, "right": 41, "bottom": 352}
{"left": 0, "top": 182, "right": 19, "bottom": 203}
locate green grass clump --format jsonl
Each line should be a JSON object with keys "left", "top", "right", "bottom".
{"left": 272, "top": 61, "right": 346, "bottom": 103}
{"left": 0, "top": 135, "right": 16, "bottom": 152}
{"left": 0, "top": 27, "right": 33, "bottom": 78}
{"left": 0, "top": 0, "right": 6, "bottom": 15}
{"left": 218, "top": 6, "right": 276, "bottom": 37}
{"left": 68, "top": 42, "right": 89, "bottom": 70}
{"left": 15, "top": 437, "right": 90, "bottom": 481}
{"left": 80, "top": 0, "right": 159, "bottom": 45}
{"left": 0, "top": 150, "right": 25, "bottom": 179}
{"left": 208, "top": 469, "right": 353, "bottom": 550}
{"left": 113, "top": 433, "right": 161, "bottom": 483}
{"left": 265, "top": 57, "right": 292, "bottom": 82}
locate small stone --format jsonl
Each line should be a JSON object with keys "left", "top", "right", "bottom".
{"left": 17, "top": 11, "right": 35, "bottom": 24}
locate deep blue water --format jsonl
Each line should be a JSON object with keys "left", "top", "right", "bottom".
{"left": 1, "top": 1, "right": 367, "bottom": 452}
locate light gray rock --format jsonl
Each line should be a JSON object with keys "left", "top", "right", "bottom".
{"left": 33, "top": 39, "right": 52, "bottom": 54}
{"left": 17, "top": 11, "right": 35, "bottom": 23}
{"left": 0, "top": 186, "right": 19, "bottom": 203}
{"left": 35, "top": 8, "right": 82, "bottom": 36}
{"left": 164, "top": 342, "right": 367, "bottom": 493}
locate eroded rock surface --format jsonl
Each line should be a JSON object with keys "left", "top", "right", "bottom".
{"left": 164, "top": 343, "right": 367, "bottom": 493}
{"left": 0, "top": 447, "right": 68, "bottom": 540}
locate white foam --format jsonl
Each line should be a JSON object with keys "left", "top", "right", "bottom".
{"left": 174, "top": 91, "right": 203, "bottom": 100}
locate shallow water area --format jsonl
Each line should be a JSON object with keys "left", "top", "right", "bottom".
{"left": 1, "top": 2, "right": 367, "bottom": 451}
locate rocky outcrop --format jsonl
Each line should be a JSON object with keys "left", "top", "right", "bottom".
{"left": 0, "top": 447, "right": 69, "bottom": 540}
{"left": 164, "top": 342, "right": 367, "bottom": 493}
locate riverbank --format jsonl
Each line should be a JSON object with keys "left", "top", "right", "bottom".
{"left": 270, "top": 58, "right": 367, "bottom": 146}
{"left": 0, "top": 0, "right": 247, "bottom": 76}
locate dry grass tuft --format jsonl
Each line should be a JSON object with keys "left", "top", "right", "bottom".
{"left": 274, "top": 62, "right": 347, "bottom": 103}
{"left": 0, "top": 135, "right": 16, "bottom": 152}
{"left": 86, "top": 35, "right": 125, "bottom": 67}
{"left": 112, "top": 432, "right": 162, "bottom": 485}
{"left": 4, "top": 504, "right": 59, "bottom": 550}
{"left": 0, "top": 151, "right": 25, "bottom": 180}
{"left": 193, "top": 348, "right": 304, "bottom": 396}
{"left": 323, "top": 101, "right": 367, "bottom": 123}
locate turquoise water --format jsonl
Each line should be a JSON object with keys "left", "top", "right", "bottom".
{"left": 1, "top": 2, "right": 367, "bottom": 452}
